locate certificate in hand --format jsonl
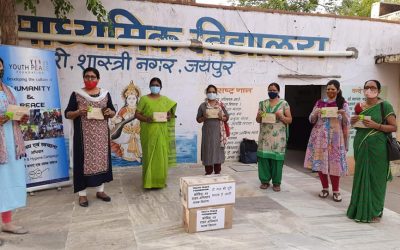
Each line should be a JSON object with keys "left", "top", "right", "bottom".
{"left": 321, "top": 107, "right": 338, "bottom": 118}
{"left": 352, "top": 115, "right": 371, "bottom": 128}
{"left": 153, "top": 112, "right": 168, "bottom": 122}
{"left": 5, "top": 105, "right": 30, "bottom": 121}
{"left": 206, "top": 109, "right": 219, "bottom": 119}
{"left": 87, "top": 107, "right": 105, "bottom": 120}
{"left": 261, "top": 113, "right": 276, "bottom": 124}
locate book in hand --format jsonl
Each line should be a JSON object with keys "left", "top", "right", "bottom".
{"left": 87, "top": 106, "right": 105, "bottom": 120}
{"left": 5, "top": 105, "right": 30, "bottom": 121}
{"left": 321, "top": 107, "right": 338, "bottom": 118}
{"left": 261, "top": 113, "right": 276, "bottom": 124}
{"left": 206, "top": 109, "right": 220, "bottom": 119}
{"left": 153, "top": 112, "right": 168, "bottom": 122}
{"left": 352, "top": 115, "right": 371, "bottom": 128}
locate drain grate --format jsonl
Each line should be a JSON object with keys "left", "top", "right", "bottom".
{"left": 228, "top": 164, "right": 257, "bottom": 172}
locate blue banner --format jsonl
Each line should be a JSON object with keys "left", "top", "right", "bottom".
{"left": 0, "top": 45, "right": 69, "bottom": 188}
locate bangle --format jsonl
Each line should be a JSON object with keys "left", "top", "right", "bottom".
{"left": 378, "top": 124, "right": 382, "bottom": 130}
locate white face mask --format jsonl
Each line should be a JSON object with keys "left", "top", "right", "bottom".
{"left": 207, "top": 93, "right": 217, "bottom": 100}
{"left": 363, "top": 88, "right": 378, "bottom": 99}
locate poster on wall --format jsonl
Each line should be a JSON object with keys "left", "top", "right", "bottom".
{"left": 0, "top": 45, "right": 70, "bottom": 191}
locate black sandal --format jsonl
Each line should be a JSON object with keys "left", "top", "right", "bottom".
{"left": 319, "top": 190, "right": 329, "bottom": 198}
{"left": 332, "top": 192, "right": 342, "bottom": 202}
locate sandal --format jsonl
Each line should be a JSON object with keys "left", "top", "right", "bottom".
{"left": 371, "top": 217, "right": 381, "bottom": 223}
{"left": 332, "top": 192, "right": 342, "bottom": 202}
{"left": 272, "top": 184, "right": 281, "bottom": 192}
{"left": 79, "top": 196, "right": 89, "bottom": 207}
{"left": 319, "top": 190, "right": 329, "bottom": 198}
{"left": 259, "top": 183, "right": 270, "bottom": 189}
{"left": 1, "top": 225, "right": 28, "bottom": 235}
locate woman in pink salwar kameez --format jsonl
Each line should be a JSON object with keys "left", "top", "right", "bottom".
{"left": 304, "top": 80, "right": 350, "bottom": 202}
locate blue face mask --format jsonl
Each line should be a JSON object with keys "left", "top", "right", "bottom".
{"left": 268, "top": 91, "right": 279, "bottom": 99}
{"left": 150, "top": 86, "right": 161, "bottom": 94}
{"left": 207, "top": 93, "right": 217, "bottom": 100}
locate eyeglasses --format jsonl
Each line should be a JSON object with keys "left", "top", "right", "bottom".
{"left": 84, "top": 75, "right": 97, "bottom": 80}
{"left": 364, "top": 86, "right": 378, "bottom": 90}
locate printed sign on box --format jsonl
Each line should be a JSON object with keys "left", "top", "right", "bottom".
{"left": 180, "top": 175, "right": 236, "bottom": 209}
{"left": 183, "top": 205, "right": 233, "bottom": 233}
{"left": 196, "top": 207, "right": 225, "bottom": 232}
{"left": 187, "top": 183, "right": 235, "bottom": 208}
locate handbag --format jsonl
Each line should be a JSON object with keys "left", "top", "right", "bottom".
{"left": 224, "top": 121, "right": 230, "bottom": 137}
{"left": 380, "top": 102, "right": 400, "bottom": 161}
{"left": 219, "top": 102, "right": 230, "bottom": 137}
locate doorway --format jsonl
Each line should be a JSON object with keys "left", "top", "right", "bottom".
{"left": 285, "top": 85, "right": 324, "bottom": 151}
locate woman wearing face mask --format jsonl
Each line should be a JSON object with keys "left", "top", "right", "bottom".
{"left": 347, "top": 80, "right": 397, "bottom": 223}
{"left": 256, "top": 83, "right": 292, "bottom": 192}
{"left": 65, "top": 67, "right": 116, "bottom": 207}
{"left": 304, "top": 80, "right": 350, "bottom": 202}
{"left": 196, "top": 85, "right": 229, "bottom": 175}
{"left": 0, "top": 58, "right": 29, "bottom": 235}
{"left": 135, "top": 77, "right": 177, "bottom": 188}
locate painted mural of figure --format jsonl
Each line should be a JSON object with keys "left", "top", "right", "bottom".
{"left": 110, "top": 81, "right": 142, "bottom": 162}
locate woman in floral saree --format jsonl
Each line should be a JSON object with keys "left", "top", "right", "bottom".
{"left": 347, "top": 80, "right": 397, "bottom": 223}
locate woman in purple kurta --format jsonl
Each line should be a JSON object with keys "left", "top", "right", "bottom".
{"left": 304, "top": 80, "right": 350, "bottom": 202}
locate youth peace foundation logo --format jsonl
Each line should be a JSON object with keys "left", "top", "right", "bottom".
{"left": 9, "top": 57, "right": 49, "bottom": 75}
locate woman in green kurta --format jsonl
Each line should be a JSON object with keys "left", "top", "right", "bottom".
{"left": 256, "top": 83, "right": 292, "bottom": 192}
{"left": 347, "top": 80, "right": 397, "bottom": 223}
{"left": 135, "top": 77, "right": 177, "bottom": 189}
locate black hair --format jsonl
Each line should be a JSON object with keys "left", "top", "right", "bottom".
{"left": 83, "top": 67, "right": 100, "bottom": 79}
{"left": 268, "top": 82, "right": 280, "bottom": 92}
{"left": 149, "top": 77, "right": 162, "bottom": 88}
{"left": 0, "top": 57, "right": 3, "bottom": 66}
{"left": 327, "top": 79, "right": 345, "bottom": 110}
{"left": 364, "top": 79, "right": 381, "bottom": 91}
{"left": 206, "top": 84, "right": 218, "bottom": 93}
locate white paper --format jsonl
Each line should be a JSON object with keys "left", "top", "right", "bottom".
{"left": 206, "top": 109, "right": 219, "bottom": 119}
{"left": 87, "top": 107, "right": 104, "bottom": 120}
{"left": 6, "top": 105, "right": 29, "bottom": 121}
{"left": 153, "top": 112, "right": 167, "bottom": 122}
{"left": 196, "top": 208, "right": 225, "bottom": 232}
{"left": 352, "top": 116, "right": 371, "bottom": 128}
{"left": 261, "top": 113, "right": 276, "bottom": 123}
{"left": 321, "top": 107, "right": 338, "bottom": 118}
{"left": 187, "top": 182, "right": 235, "bottom": 208}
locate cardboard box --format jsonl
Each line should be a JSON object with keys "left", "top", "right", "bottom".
{"left": 183, "top": 205, "right": 233, "bottom": 233}
{"left": 180, "top": 175, "right": 235, "bottom": 209}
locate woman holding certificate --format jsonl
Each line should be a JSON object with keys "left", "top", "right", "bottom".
{"left": 0, "top": 58, "right": 29, "bottom": 235}
{"left": 135, "top": 77, "right": 177, "bottom": 188}
{"left": 347, "top": 80, "right": 397, "bottom": 223}
{"left": 65, "top": 67, "right": 116, "bottom": 207}
{"left": 196, "top": 85, "right": 229, "bottom": 175}
{"left": 256, "top": 83, "right": 292, "bottom": 192}
{"left": 304, "top": 80, "right": 350, "bottom": 202}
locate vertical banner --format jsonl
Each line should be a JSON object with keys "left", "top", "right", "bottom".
{"left": 0, "top": 45, "right": 70, "bottom": 190}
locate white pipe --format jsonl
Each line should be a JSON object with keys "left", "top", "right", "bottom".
{"left": 203, "top": 43, "right": 355, "bottom": 57}
{"left": 17, "top": 31, "right": 355, "bottom": 58}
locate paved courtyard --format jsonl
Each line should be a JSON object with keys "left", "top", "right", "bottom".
{"left": 1, "top": 162, "right": 400, "bottom": 250}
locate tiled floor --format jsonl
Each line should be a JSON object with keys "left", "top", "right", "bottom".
{"left": 1, "top": 162, "right": 400, "bottom": 250}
